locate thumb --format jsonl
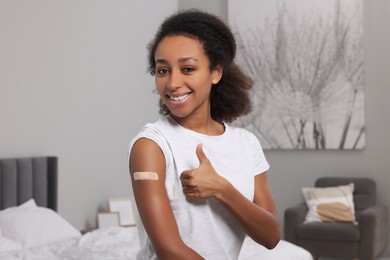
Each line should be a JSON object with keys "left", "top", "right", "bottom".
{"left": 196, "top": 143, "right": 209, "bottom": 165}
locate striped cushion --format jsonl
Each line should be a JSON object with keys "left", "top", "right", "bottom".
{"left": 302, "top": 183, "right": 355, "bottom": 223}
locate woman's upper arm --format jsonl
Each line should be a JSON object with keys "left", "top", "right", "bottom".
{"left": 130, "top": 138, "right": 186, "bottom": 257}
{"left": 253, "top": 172, "right": 278, "bottom": 217}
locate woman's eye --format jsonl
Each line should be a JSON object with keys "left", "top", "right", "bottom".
{"left": 156, "top": 68, "right": 169, "bottom": 75}
{"left": 182, "top": 67, "right": 195, "bottom": 74}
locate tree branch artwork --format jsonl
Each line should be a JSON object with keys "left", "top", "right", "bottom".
{"left": 229, "top": 0, "right": 365, "bottom": 149}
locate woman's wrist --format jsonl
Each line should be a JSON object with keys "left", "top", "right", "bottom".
{"left": 214, "top": 176, "right": 232, "bottom": 201}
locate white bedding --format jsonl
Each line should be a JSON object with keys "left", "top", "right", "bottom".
{"left": 0, "top": 227, "right": 139, "bottom": 260}
{"left": 0, "top": 226, "right": 312, "bottom": 260}
{"left": 239, "top": 236, "right": 313, "bottom": 260}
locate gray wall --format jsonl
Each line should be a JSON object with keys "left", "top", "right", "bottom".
{"left": 178, "top": 0, "right": 227, "bottom": 21}
{"left": 0, "top": 0, "right": 175, "bottom": 228}
{"left": 1, "top": 0, "right": 389, "bottom": 257}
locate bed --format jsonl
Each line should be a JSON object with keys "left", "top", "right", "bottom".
{"left": 0, "top": 156, "right": 312, "bottom": 260}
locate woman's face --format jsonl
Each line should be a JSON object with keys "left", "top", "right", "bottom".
{"left": 154, "top": 35, "right": 222, "bottom": 120}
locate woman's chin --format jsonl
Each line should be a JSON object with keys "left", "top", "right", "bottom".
{"left": 168, "top": 111, "right": 190, "bottom": 120}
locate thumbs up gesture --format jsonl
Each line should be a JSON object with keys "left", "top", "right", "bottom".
{"left": 180, "top": 144, "right": 227, "bottom": 199}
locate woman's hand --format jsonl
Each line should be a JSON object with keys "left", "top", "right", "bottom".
{"left": 180, "top": 144, "right": 228, "bottom": 199}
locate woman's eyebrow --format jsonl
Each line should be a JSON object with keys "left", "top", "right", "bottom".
{"left": 155, "top": 57, "right": 199, "bottom": 64}
{"left": 178, "top": 57, "right": 199, "bottom": 63}
{"left": 155, "top": 59, "right": 168, "bottom": 64}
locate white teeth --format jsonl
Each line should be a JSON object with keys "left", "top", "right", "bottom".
{"left": 169, "top": 93, "right": 190, "bottom": 101}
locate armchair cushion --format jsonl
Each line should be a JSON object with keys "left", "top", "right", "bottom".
{"left": 297, "top": 222, "right": 360, "bottom": 241}
{"left": 302, "top": 183, "right": 355, "bottom": 223}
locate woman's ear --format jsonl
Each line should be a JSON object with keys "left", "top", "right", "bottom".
{"left": 212, "top": 65, "right": 223, "bottom": 85}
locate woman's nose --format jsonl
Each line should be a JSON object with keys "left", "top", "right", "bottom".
{"left": 167, "top": 70, "right": 183, "bottom": 90}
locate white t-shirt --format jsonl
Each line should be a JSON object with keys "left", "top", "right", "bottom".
{"left": 129, "top": 116, "right": 270, "bottom": 260}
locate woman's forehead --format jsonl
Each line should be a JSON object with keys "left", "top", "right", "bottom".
{"left": 154, "top": 35, "right": 207, "bottom": 61}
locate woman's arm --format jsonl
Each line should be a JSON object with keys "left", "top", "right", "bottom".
{"left": 180, "top": 144, "right": 280, "bottom": 249}
{"left": 130, "top": 138, "right": 204, "bottom": 260}
{"left": 216, "top": 172, "right": 280, "bottom": 249}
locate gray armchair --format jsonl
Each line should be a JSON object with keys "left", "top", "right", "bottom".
{"left": 284, "top": 177, "right": 388, "bottom": 259}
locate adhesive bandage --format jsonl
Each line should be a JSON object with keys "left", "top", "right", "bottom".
{"left": 134, "top": 171, "right": 159, "bottom": 181}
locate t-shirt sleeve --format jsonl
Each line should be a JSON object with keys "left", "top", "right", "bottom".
{"left": 249, "top": 132, "right": 270, "bottom": 176}
{"left": 128, "top": 124, "right": 171, "bottom": 169}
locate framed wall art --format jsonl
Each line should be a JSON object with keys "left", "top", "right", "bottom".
{"left": 108, "top": 197, "right": 136, "bottom": 226}
{"left": 97, "top": 212, "right": 120, "bottom": 229}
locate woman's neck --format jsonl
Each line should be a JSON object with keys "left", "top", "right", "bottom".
{"left": 170, "top": 113, "right": 225, "bottom": 136}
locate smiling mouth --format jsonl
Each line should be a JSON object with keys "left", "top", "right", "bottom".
{"left": 167, "top": 93, "right": 191, "bottom": 102}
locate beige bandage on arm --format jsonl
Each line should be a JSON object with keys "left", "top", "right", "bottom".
{"left": 133, "top": 171, "right": 159, "bottom": 181}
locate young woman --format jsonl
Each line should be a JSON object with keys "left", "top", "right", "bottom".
{"left": 129, "top": 10, "right": 280, "bottom": 260}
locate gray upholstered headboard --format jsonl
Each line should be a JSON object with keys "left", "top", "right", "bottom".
{"left": 0, "top": 157, "right": 57, "bottom": 211}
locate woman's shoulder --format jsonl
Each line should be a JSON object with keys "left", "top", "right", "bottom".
{"left": 129, "top": 117, "right": 169, "bottom": 146}
{"left": 225, "top": 124, "right": 264, "bottom": 148}
{"left": 136, "top": 116, "right": 172, "bottom": 134}
{"left": 226, "top": 123, "right": 257, "bottom": 138}
{"left": 128, "top": 117, "right": 174, "bottom": 160}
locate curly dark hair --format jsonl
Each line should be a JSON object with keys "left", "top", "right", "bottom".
{"left": 147, "top": 9, "right": 253, "bottom": 123}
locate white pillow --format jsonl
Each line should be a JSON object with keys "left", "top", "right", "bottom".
{"left": 0, "top": 199, "right": 81, "bottom": 248}
{"left": 18, "top": 198, "right": 37, "bottom": 208}
{"left": 302, "top": 183, "right": 356, "bottom": 223}
{"left": 0, "top": 236, "right": 22, "bottom": 252}
{"left": 0, "top": 227, "right": 22, "bottom": 252}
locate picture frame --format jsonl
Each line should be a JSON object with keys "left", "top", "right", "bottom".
{"left": 108, "top": 197, "right": 136, "bottom": 226}
{"left": 97, "top": 212, "right": 120, "bottom": 229}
